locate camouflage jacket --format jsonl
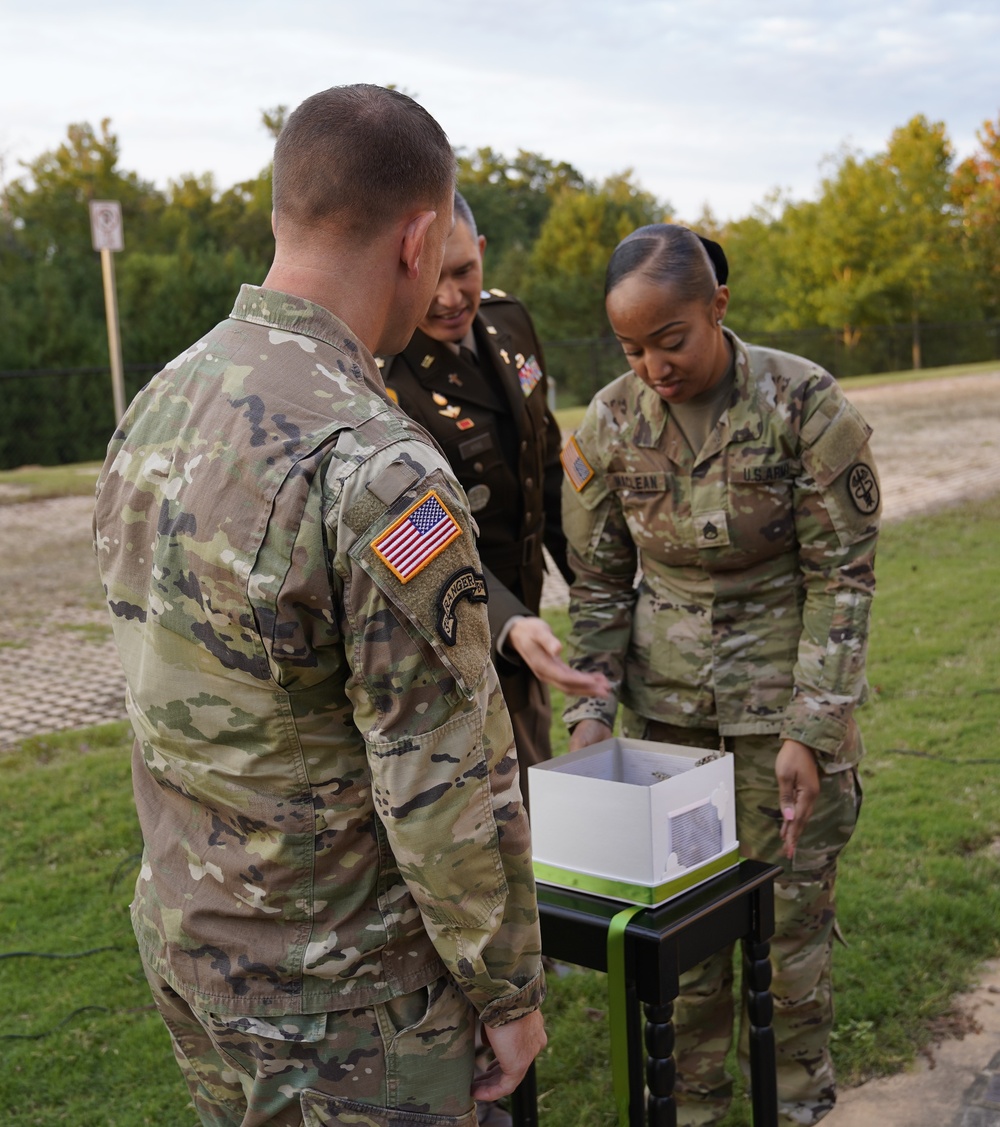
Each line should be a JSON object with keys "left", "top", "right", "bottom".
{"left": 561, "top": 331, "right": 880, "bottom": 765}
{"left": 93, "top": 285, "right": 542, "bottom": 1021}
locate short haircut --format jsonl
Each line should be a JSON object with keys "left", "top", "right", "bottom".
{"left": 605, "top": 224, "right": 728, "bottom": 304}
{"left": 453, "top": 191, "right": 477, "bottom": 238}
{"left": 272, "top": 84, "right": 456, "bottom": 239}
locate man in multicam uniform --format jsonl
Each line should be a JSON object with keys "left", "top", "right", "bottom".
{"left": 561, "top": 225, "right": 879, "bottom": 1126}
{"left": 93, "top": 85, "right": 544, "bottom": 1127}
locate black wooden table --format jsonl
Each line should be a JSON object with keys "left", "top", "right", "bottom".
{"left": 510, "top": 858, "right": 782, "bottom": 1127}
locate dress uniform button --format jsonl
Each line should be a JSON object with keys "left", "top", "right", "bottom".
{"left": 525, "top": 511, "right": 532, "bottom": 523}
{"left": 525, "top": 477, "right": 534, "bottom": 489}
{"left": 520, "top": 441, "right": 528, "bottom": 453}
{"left": 474, "top": 462, "right": 484, "bottom": 473}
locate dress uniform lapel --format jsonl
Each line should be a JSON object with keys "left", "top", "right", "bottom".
{"left": 474, "top": 313, "right": 528, "bottom": 427}
{"left": 401, "top": 329, "right": 504, "bottom": 413}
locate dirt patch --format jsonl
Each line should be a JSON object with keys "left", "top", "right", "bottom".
{"left": 849, "top": 372, "right": 1000, "bottom": 523}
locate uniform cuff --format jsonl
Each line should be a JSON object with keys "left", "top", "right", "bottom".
{"left": 563, "top": 695, "right": 619, "bottom": 731}
{"left": 495, "top": 616, "right": 528, "bottom": 663}
{"left": 479, "top": 969, "right": 546, "bottom": 1027}
{"left": 780, "top": 712, "right": 861, "bottom": 766}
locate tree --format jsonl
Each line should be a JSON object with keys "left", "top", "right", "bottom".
{"left": 519, "top": 172, "right": 667, "bottom": 398}
{"left": 0, "top": 117, "right": 274, "bottom": 466}
{"left": 718, "top": 192, "right": 797, "bottom": 337}
{"left": 952, "top": 114, "right": 1000, "bottom": 319}
{"left": 877, "top": 115, "right": 968, "bottom": 366}
{"left": 756, "top": 119, "right": 971, "bottom": 371}
{"left": 260, "top": 105, "right": 288, "bottom": 139}
{"left": 457, "top": 147, "right": 586, "bottom": 291}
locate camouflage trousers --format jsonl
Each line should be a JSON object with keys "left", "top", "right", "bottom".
{"left": 630, "top": 717, "right": 864, "bottom": 1127}
{"left": 143, "top": 966, "right": 479, "bottom": 1126}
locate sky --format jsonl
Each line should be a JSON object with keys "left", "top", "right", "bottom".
{"left": 2, "top": 0, "right": 998, "bottom": 224}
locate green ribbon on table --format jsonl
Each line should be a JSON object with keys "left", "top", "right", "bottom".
{"left": 607, "top": 903, "right": 645, "bottom": 1126}
{"left": 534, "top": 848, "right": 740, "bottom": 905}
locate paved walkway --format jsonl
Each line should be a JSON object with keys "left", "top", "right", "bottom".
{"left": 1, "top": 371, "right": 999, "bottom": 1125}
{"left": 827, "top": 959, "right": 1000, "bottom": 1127}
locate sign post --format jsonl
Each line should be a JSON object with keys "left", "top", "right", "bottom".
{"left": 89, "top": 200, "right": 126, "bottom": 422}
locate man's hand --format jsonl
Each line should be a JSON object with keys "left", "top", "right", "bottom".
{"left": 568, "top": 718, "right": 614, "bottom": 752}
{"left": 775, "top": 739, "right": 821, "bottom": 860}
{"left": 506, "top": 617, "right": 611, "bottom": 698}
{"left": 471, "top": 1009, "right": 547, "bottom": 1103}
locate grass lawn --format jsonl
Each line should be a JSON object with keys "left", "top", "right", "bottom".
{"left": 2, "top": 496, "right": 999, "bottom": 1125}
{"left": 0, "top": 461, "right": 102, "bottom": 504}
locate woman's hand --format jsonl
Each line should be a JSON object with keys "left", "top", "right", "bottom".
{"left": 775, "top": 739, "right": 821, "bottom": 860}
{"left": 569, "top": 718, "right": 614, "bottom": 752}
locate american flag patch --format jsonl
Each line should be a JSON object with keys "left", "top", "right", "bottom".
{"left": 561, "top": 436, "right": 594, "bottom": 492}
{"left": 371, "top": 491, "right": 462, "bottom": 582}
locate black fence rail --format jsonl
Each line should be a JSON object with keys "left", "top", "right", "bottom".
{"left": 2, "top": 322, "right": 999, "bottom": 470}
{"left": 544, "top": 320, "right": 1000, "bottom": 406}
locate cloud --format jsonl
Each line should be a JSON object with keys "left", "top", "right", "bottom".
{"left": 1, "top": 0, "right": 996, "bottom": 222}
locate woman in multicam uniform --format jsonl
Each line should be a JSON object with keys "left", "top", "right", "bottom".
{"left": 560, "top": 224, "right": 880, "bottom": 1127}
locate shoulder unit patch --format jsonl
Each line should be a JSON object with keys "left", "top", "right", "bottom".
{"left": 847, "top": 462, "right": 880, "bottom": 515}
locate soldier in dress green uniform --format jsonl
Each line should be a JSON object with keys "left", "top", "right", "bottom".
{"left": 93, "top": 85, "right": 545, "bottom": 1127}
{"left": 381, "top": 194, "right": 607, "bottom": 807}
{"left": 561, "top": 224, "right": 880, "bottom": 1127}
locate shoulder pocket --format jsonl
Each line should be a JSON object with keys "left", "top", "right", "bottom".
{"left": 800, "top": 398, "right": 872, "bottom": 488}
{"left": 561, "top": 434, "right": 610, "bottom": 511}
{"left": 349, "top": 471, "right": 491, "bottom": 698}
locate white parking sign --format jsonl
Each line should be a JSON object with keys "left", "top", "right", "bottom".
{"left": 89, "top": 200, "right": 124, "bottom": 252}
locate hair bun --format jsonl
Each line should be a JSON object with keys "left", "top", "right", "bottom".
{"left": 696, "top": 235, "right": 729, "bottom": 285}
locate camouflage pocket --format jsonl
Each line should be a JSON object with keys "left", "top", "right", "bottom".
{"left": 368, "top": 706, "right": 508, "bottom": 930}
{"left": 299, "top": 1091, "right": 477, "bottom": 1126}
{"left": 207, "top": 1010, "right": 329, "bottom": 1043}
{"left": 788, "top": 766, "right": 862, "bottom": 875}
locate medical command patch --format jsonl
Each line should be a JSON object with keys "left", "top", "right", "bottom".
{"left": 847, "top": 462, "right": 880, "bottom": 514}
{"left": 561, "top": 435, "right": 594, "bottom": 491}
{"left": 371, "top": 491, "right": 461, "bottom": 582}
{"left": 517, "top": 354, "right": 543, "bottom": 397}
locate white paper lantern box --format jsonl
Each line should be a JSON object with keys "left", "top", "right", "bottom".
{"left": 528, "top": 738, "right": 739, "bottom": 906}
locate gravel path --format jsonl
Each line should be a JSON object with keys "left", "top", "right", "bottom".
{"left": 2, "top": 370, "right": 999, "bottom": 748}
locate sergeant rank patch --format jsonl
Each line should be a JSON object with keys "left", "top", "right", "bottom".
{"left": 847, "top": 463, "right": 880, "bottom": 514}
{"left": 561, "top": 435, "right": 594, "bottom": 491}
{"left": 436, "top": 566, "right": 488, "bottom": 645}
{"left": 371, "top": 491, "right": 461, "bottom": 582}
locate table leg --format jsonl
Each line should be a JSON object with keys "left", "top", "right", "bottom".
{"left": 743, "top": 936, "right": 778, "bottom": 1127}
{"left": 644, "top": 1000, "right": 677, "bottom": 1127}
{"left": 509, "top": 1060, "right": 538, "bottom": 1127}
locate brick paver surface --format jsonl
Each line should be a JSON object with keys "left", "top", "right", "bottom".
{"left": 2, "top": 370, "right": 999, "bottom": 748}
